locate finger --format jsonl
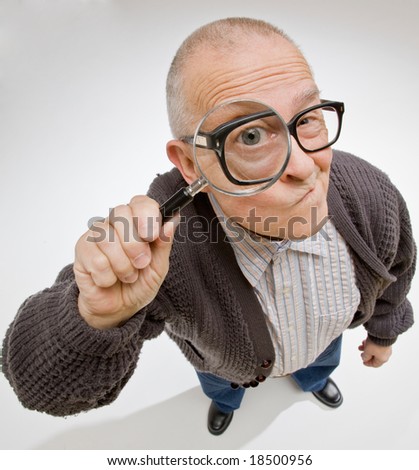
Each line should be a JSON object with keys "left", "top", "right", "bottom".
{"left": 362, "top": 356, "right": 376, "bottom": 367}
{"left": 108, "top": 204, "right": 152, "bottom": 269}
{"left": 365, "top": 357, "right": 384, "bottom": 368}
{"left": 75, "top": 229, "right": 119, "bottom": 288}
{"left": 96, "top": 222, "right": 143, "bottom": 283}
{"left": 129, "top": 196, "right": 161, "bottom": 242}
{"left": 82, "top": 220, "right": 139, "bottom": 285}
{"left": 159, "top": 213, "right": 181, "bottom": 245}
{"left": 372, "top": 358, "right": 385, "bottom": 368}
{"left": 150, "top": 214, "right": 181, "bottom": 265}
{"left": 361, "top": 351, "right": 373, "bottom": 363}
{"left": 150, "top": 215, "right": 180, "bottom": 276}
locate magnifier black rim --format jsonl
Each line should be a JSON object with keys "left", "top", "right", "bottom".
{"left": 197, "top": 110, "right": 280, "bottom": 186}
{"left": 193, "top": 98, "right": 291, "bottom": 196}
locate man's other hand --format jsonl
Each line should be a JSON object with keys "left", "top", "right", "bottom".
{"left": 358, "top": 337, "right": 392, "bottom": 367}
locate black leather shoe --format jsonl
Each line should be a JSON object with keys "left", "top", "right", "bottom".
{"left": 312, "top": 378, "right": 343, "bottom": 408}
{"left": 207, "top": 402, "right": 234, "bottom": 435}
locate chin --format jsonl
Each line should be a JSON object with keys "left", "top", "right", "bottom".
{"left": 287, "top": 199, "right": 329, "bottom": 240}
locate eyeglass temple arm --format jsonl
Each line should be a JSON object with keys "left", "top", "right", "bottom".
{"left": 181, "top": 109, "right": 277, "bottom": 149}
{"left": 160, "top": 177, "right": 207, "bottom": 223}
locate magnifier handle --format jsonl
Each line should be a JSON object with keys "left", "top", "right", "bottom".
{"left": 159, "top": 177, "right": 208, "bottom": 223}
{"left": 160, "top": 187, "right": 194, "bottom": 223}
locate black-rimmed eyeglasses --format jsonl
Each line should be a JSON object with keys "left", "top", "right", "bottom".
{"left": 181, "top": 99, "right": 344, "bottom": 156}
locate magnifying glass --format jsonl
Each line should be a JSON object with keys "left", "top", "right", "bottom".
{"left": 160, "top": 99, "right": 291, "bottom": 222}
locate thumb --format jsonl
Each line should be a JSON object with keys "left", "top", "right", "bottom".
{"left": 150, "top": 214, "right": 181, "bottom": 264}
{"left": 159, "top": 213, "right": 181, "bottom": 245}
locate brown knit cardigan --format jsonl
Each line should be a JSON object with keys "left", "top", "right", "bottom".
{"left": 2, "top": 150, "right": 416, "bottom": 416}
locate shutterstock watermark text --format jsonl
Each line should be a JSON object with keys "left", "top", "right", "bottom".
{"left": 87, "top": 207, "right": 331, "bottom": 244}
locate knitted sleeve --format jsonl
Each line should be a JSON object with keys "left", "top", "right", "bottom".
{"left": 2, "top": 264, "right": 166, "bottom": 416}
{"left": 366, "top": 191, "right": 416, "bottom": 345}
{"left": 330, "top": 151, "right": 416, "bottom": 345}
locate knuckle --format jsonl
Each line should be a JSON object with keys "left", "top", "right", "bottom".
{"left": 113, "top": 203, "right": 130, "bottom": 214}
{"left": 129, "top": 194, "right": 149, "bottom": 206}
{"left": 91, "top": 254, "right": 111, "bottom": 274}
{"left": 109, "top": 204, "right": 130, "bottom": 223}
{"left": 89, "top": 255, "right": 117, "bottom": 288}
{"left": 130, "top": 195, "right": 160, "bottom": 215}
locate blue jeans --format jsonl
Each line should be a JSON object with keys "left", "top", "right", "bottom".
{"left": 197, "top": 335, "right": 342, "bottom": 413}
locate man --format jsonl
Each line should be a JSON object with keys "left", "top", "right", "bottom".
{"left": 2, "top": 18, "right": 415, "bottom": 436}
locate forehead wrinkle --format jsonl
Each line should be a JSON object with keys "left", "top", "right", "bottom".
{"left": 193, "top": 57, "right": 313, "bottom": 113}
{"left": 292, "top": 88, "right": 321, "bottom": 110}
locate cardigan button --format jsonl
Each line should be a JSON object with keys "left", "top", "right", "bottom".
{"left": 243, "top": 382, "right": 250, "bottom": 388}
{"left": 249, "top": 380, "right": 259, "bottom": 388}
{"left": 230, "top": 383, "right": 239, "bottom": 389}
{"left": 256, "top": 374, "right": 266, "bottom": 383}
{"left": 261, "top": 359, "right": 272, "bottom": 369}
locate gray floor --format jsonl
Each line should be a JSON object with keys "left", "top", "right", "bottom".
{"left": 1, "top": 323, "right": 418, "bottom": 450}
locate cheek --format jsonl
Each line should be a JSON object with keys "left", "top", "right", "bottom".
{"left": 312, "top": 148, "right": 333, "bottom": 173}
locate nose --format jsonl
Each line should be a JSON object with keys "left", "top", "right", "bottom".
{"left": 280, "top": 137, "right": 316, "bottom": 182}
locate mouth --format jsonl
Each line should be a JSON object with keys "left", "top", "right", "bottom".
{"left": 296, "top": 184, "right": 316, "bottom": 204}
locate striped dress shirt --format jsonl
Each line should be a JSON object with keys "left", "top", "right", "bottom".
{"left": 209, "top": 195, "right": 361, "bottom": 377}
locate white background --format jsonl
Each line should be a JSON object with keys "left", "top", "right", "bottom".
{"left": 0, "top": 0, "right": 418, "bottom": 450}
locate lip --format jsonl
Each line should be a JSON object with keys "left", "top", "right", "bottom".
{"left": 297, "top": 185, "right": 316, "bottom": 204}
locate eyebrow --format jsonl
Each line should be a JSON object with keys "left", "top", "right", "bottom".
{"left": 292, "top": 88, "right": 321, "bottom": 110}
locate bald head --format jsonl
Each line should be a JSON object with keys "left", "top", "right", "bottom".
{"left": 166, "top": 18, "right": 308, "bottom": 138}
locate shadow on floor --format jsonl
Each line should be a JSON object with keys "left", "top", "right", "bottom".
{"left": 36, "top": 377, "right": 310, "bottom": 449}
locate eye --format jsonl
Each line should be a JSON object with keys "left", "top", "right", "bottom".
{"left": 297, "top": 116, "right": 311, "bottom": 127}
{"left": 239, "top": 127, "right": 262, "bottom": 145}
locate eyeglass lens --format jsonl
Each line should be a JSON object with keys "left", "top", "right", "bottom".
{"left": 295, "top": 106, "right": 339, "bottom": 152}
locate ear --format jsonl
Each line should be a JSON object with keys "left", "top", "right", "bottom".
{"left": 166, "top": 140, "right": 199, "bottom": 184}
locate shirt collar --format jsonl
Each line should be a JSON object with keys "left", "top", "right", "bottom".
{"left": 209, "top": 194, "right": 328, "bottom": 286}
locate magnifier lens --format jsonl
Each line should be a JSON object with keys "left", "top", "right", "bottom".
{"left": 193, "top": 100, "right": 290, "bottom": 196}
{"left": 159, "top": 100, "right": 291, "bottom": 221}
